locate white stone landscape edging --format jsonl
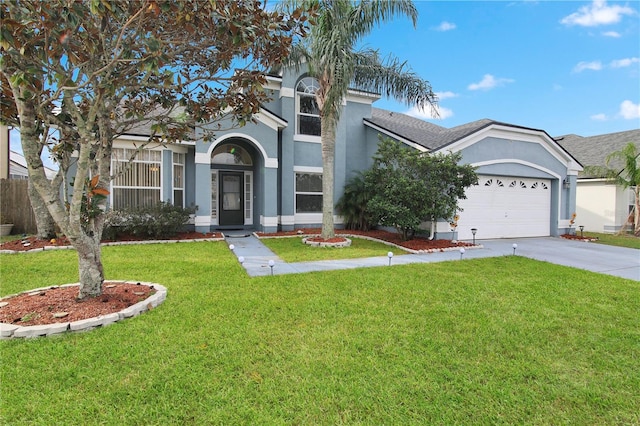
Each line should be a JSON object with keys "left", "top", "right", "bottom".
{"left": 0, "top": 281, "right": 167, "bottom": 339}
{"left": 254, "top": 232, "right": 482, "bottom": 254}
{"left": 302, "top": 236, "right": 352, "bottom": 248}
{"left": 0, "top": 237, "right": 224, "bottom": 255}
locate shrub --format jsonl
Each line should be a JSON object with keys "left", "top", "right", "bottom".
{"left": 365, "top": 137, "right": 477, "bottom": 241}
{"left": 336, "top": 173, "right": 375, "bottom": 231}
{"left": 104, "top": 202, "right": 196, "bottom": 239}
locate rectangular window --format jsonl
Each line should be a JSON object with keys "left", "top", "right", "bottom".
{"left": 173, "top": 153, "right": 184, "bottom": 208}
{"left": 298, "top": 115, "right": 321, "bottom": 136}
{"left": 295, "top": 173, "right": 323, "bottom": 213}
{"left": 211, "top": 171, "right": 218, "bottom": 219}
{"left": 111, "top": 148, "right": 161, "bottom": 210}
{"left": 244, "top": 173, "right": 252, "bottom": 221}
{"left": 297, "top": 93, "right": 321, "bottom": 136}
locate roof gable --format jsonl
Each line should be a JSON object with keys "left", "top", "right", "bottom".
{"left": 363, "top": 108, "right": 582, "bottom": 173}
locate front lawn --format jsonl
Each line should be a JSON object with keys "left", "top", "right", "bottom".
{"left": 1, "top": 242, "right": 639, "bottom": 424}
{"left": 260, "top": 236, "right": 408, "bottom": 262}
{"left": 588, "top": 231, "right": 640, "bottom": 249}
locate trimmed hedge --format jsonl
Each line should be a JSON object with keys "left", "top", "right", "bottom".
{"left": 104, "top": 202, "right": 196, "bottom": 240}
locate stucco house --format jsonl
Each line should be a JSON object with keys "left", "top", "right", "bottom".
{"left": 108, "top": 67, "right": 582, "bottom": 241}
{"left": 556, "top": 129, "right": 639, "bottom": 233}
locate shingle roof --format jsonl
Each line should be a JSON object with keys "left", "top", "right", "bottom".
{"left": 364, "top": 108, "right": 446, "bottom": 150}
{"left": 365, "top": 108, "right": 550, "bottom": 151}
{"left": 554, "top": 129, "right": 640, "bottom": 177}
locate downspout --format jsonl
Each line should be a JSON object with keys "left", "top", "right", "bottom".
{"left": 428, "top": 214, "right": 435, "bottom": 240}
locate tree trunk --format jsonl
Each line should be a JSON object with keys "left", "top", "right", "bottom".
{"left": 75, "top": 234, "right": 104, "bottom": 299}
{"left": 634, "top": 186, "right": 640, "bottom": 237}
{"left": 14, "top": 83, "right": 106, "bottom": 299}
{"left": 321, "top": 114, "right": 336, "bottom": 239}
{"left": 28, "top": 180, "right": 57, "bottom": 239}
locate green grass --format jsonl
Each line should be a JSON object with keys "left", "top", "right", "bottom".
{"left": 260, "top": 236, "right": 407, "bottom": 262}
{"left": 1, "top": 242, "right": 639, "bottom": 425}
{"left": 586, "top": 231, "right": 640, "bottom": 249}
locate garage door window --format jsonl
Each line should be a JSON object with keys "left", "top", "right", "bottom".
{"left": 484, "top": 178, "right": 504, "bottom": 187}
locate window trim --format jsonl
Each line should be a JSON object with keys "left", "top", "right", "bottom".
{"left": 110, "top": 147, "right": 162, "bottom": 210}
{"left": 295, "top": 77, "right": 321, "bottom": 137}
{"left": 172, "top": 152, "right": 185, "bottom": 208}
{"left": 294, "top": 169, "right": 323, "bottom": 214}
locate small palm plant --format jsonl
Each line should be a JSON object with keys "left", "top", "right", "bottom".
{"left": 336, "top": 173, "right": 374, "bottom": 231}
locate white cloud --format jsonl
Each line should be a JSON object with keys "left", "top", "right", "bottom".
{"left": 467, "top": 74, "right": 514, "bottom": 91}
{"left": 561, "top": 0, "right": 636, "bottom": 27}
{"left": 610, "top": 57, "right": 640, "bottom": 68}
{"left": 619, "top": 100, "right": 640, "bottom": 119}
{"left": 406, "top": 105, "right": 453, "bottom": 120}
{"left": 572, "top": 61, "right": 603, "bottom": 73}
{"left": 602, "top": 30, "right": 621, "bottom": 37}
{"left": 434, "top": 21, "right": 456, "bottom": 31}
{"left": 590, "top": 113, "right": 608, "bottom": 121}
{"left": 435, "top": 91, "right": 458, "bottom": 100}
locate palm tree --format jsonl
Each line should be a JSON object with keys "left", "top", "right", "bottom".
{"left": 280, "top": 0, "right": 437, "bottom": 239}
{"left": 605, "top": 143, "right": 640, "bottom": 235}
{"left": 584, "top": 142, "right": 640, "bottom": 235}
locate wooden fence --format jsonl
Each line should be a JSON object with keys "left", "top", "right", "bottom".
{"left": 0, "top": 179, "right": 37, "bottom": 235}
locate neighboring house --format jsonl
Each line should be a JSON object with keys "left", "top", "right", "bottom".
{"left": 108, "top": 67, "right": 582, "bottom": 240}
{"left": 9, "top": 150, "right": 57, "bottom": 180}
{"left": 556, "top": 129, "right": 640, "bottom": 233}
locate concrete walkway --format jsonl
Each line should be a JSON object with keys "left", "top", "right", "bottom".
{"left": 224, "top": 234, "right": 640, "bottom": 281}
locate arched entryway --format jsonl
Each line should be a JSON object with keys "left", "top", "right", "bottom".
{"left": 210, "top": 140, "right": 256, "bottom": 228}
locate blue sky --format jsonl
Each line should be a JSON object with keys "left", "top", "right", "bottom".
{"left": 9, "top": 0, "right": 639, "bottom": 162}
{"left": 363, "top": 0, "right": 639, "bottom": 137}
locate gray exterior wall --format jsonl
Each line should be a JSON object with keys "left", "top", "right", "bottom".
{"left": 181, "top": 65, "right": 579, "bottom": 236}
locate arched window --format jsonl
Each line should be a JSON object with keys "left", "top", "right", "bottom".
{"left": 296, "top": 77, "right": 321, "bottom": 136}
{"left": 211, "top": 144, "right": 252, "bottom": 166}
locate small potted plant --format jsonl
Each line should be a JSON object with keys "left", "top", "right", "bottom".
{"left": 449, "top": 214, "right": 459, "bottom": 242}
{"left": 569, "top": 212, "right": 577, "bottom": 235}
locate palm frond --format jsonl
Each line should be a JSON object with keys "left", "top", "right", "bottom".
{"left": 352, "top": 49, "right": 438, "bottom": 115}
{"left": 604, "top": 142, "right": 640, "bottom": 189}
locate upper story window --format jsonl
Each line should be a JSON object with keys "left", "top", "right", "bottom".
{"left": 296, "top": 77, "right": 321, "bottom": 136}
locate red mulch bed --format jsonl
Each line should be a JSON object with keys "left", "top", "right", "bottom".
{"left": 560, "top": 233, "right": 599, "bottom": 242}
{"left": 257, "top": 228, "right": 475, "bottom": 251}
{"left": 0, "top": 283, "right": 155, "bottom": 326}
{"left": 0, "top": 231, "right": 222, "bottom": 253}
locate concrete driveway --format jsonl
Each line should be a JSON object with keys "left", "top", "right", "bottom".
{"left": 478, "top": 237, "right": 639, "bottom": 281}
{"left": 227, "top": 235, "right": 640, "bottom": 281}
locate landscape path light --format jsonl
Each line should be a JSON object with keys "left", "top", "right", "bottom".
{"left": 512, "top": 243, "right": 518, "bottom": 255}
{"left": 579, "top": 225, "right": 584, "bottom": 238}
{"left": 471, "top": 228, "right": 477, "bottom": 245}
{"left": 268, "top": 259, "right": 275, "bottom": 275}
{"left": 459, "top": 247, "right": 465, "bottom": 259}
{"left": 238, "top": 256, "right": 245, "bottom": 265}
{"left": 229, "top": 244, "right": 235, "bottom": 251}
{"left": 387, "top": 251, "right": 394, "bottom": 266}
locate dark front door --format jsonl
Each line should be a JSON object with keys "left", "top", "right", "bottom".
{"left": 219, "top": 171, "right": 244, "bottom": 226}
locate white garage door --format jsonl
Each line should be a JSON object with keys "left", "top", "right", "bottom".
{"left": 457, "top": 176, "right": 551, "bottom": 240}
